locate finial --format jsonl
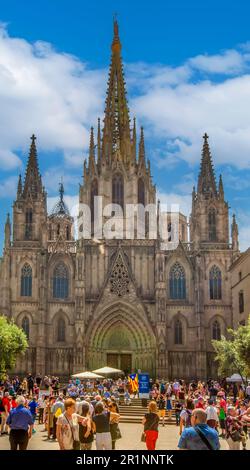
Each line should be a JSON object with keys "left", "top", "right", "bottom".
{"left": 59, "top": 181, "right": 64, "bottom": 202}
{"left": 31, "top": 133, "right": 36, "bottom": 143}
{"left": 112, "top": 15, "right": 121, "bottom": 53}
{"left": 203, "top": 132, "right": 209, "bottom": 143}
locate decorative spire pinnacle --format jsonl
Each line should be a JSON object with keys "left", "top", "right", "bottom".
{"left": 132, "top": 117, "right": 136, "bottom": 162}
{"left": 218, "top": 174, "right": 224, "bottom": 200}
{"left": 97, "top": 118, "right": 101, "bottom": 166}
{"left": 23, "top": 134, "right": 42, "bottom": 199}
{"left": 138, "top": 126, "right": 146, "bottom": 169}
{"left": 4, "top": 213, "right": 11, "bottom": 248}
{"left": 51, "top": 181, "right": 70, "bottom": 217}
{"left": 102, "top": 19, "right": 131, "bottom": 164}
{"left": 88, "top": 126, "right": 96, "bottom": 174}
{"left": 231, "top": 213, "right": 239, "bottom": 251}
{"left": 17, "top": 174, "right": 22, "bottom": 199}
{"left": 197, "top": 133, "right": 217, "bottom": 196}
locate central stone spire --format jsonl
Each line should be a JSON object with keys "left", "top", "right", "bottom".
{"left": 102, "top": 19, "right": 132, "bottom": 165}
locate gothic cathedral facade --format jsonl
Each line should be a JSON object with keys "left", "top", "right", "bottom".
{"left": 0, "top": 22, "right": 240, "bottom": 379}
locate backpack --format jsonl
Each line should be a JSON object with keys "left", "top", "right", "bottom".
{"left": 185, "top": 409, "right": 192, "bottom": 427}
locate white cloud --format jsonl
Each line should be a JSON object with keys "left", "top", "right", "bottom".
{"left": 0, "top": 25, "right": 104, "bottom": 170}
{"left": 0, "top": 175, "right": 18, "bottom": 198}
{"left": 188, "top": 49, "right": 249, "bottom": 75}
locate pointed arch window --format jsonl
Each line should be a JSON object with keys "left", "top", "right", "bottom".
{"left": 112, "top": 173, "right": 124, "bottom": 209}
{"left": 138, "top": 178, "right": 145, "bottom": 206}
{"left": 209, "top": 265, "right": 222, "bottom": 300}
{"left": 22, "top": 316, "right": 30, "bottom": 339}
{"left": 57, "top": 317, "right": 66, "bottom": 342}
{"left": 208, "top": 208, "right": 217, "bottom": 241}
{"left": 174, "top": 319, "right": 183, "bottom": 345}
{"left": 53, "top": 262, "right": 69, "bottom": 299}
{"left": 212, "top": 320, "right": 221, "bottom": 340}
{"left": 21, "top": 263, "right": 32, "bottom": 297}
{"left": 91, "top": 179, "right": 98, "bottom": 226}
{"left": 25, "top": 209, "right": 33, "bottom": 240}
{"left": 169, "top": 262, "right": 186, "bottom": 299}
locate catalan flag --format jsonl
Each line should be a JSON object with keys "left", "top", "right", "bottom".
{"left": 128, "top": 373, "right": 139, "bottom": 392}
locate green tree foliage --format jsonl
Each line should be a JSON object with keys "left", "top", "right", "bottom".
{"left": 0, "top": 315, "right": 28, "bottom": 379}
{"left": 212, "top": 316, "right": 250, "bottom": 384}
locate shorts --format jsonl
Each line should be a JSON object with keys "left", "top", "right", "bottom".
{"left": 219, "top": 418, "right": 225, "bottom": 429}
{"left": 158, "top": 410, "right": 166, "bottom": 418}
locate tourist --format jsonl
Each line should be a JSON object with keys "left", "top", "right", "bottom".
{"left": 225, "top": 406, "right": 245, "bottom": 450}
{"left": 174, "top": 400, "right": 183, "bottom": 426}
{"left": 37, "top": 394, "right": 46, "bottom": 424}
{"left": 109, "top": 401, "right": 121, "bottom": 450}
{"left": 178, "top": 408, "right": 220, "bottom": 450}
{"left": 179, "top": 398, "right": 194, "bottom": 434}
{"left": 27, "top": 374, "right": 34, "bottom": 396}
{"left": 206, "top": 399, "right": 219, "bottom": 429}
{"left": 79, "top": 402, "right": 94, "bottom": 450}
{"left": 6, "top": 395, "right": 33, "bottom": 450}
{"left": 51, "top": 394, "right": 65, "bottom": 439}
{"left": 56, "top": 398, "right": 86, "bottom": 450}
{"left": 166, "top": 391, "right": 173, "bottom": 420}
{"left": 28, "top": 396, "right": 38, "bottom": 433}
{"left": 142, "top": 400, "right": 160, "bottom": 450}
{"left": 157, "top": 394, "right": 166, "bottom": 426}
{"left": 92, "top": 402, "right": 112, "bottom": 450}
{"left": 1, "top": 392, "right": 11, "bottom": 435}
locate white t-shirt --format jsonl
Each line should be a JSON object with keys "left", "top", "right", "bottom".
{"left": 206, "top": 406, "right": 219, "bottom": 422}
{"left": 57, "top": 413, "right": 79, "bottom": 450}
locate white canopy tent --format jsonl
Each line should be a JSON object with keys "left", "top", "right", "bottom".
{"left": 71, "top": 371, "right": 104, "bottom": 379}
{"left": 226, "top": 373, "right": 247, "bottom": 383}
{"left": 92, "top": 366, "right": 124, "bottom": 376}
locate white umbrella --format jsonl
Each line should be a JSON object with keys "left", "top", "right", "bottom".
{"left": 226, "top": 373, "right": 246, "bottom": 383}
{"left": 92, "top": 366, "right": 124, "bottom": 375}
{"left": 72, "top": 371, "right": 104, "bottom": 379}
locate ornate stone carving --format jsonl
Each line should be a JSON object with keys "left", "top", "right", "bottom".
{"left": 110, "top": 252, "right": 129, "bottom": 297}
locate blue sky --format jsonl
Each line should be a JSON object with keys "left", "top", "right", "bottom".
{"left": 0, "top": 0, "right": 250, "bottom": 251}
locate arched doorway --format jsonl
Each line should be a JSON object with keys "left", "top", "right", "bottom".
{"left": 86, "top": 301, "right": 156, "bottom": 376}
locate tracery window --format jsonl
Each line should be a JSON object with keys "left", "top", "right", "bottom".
{"left": 209, "top": 265, "right": 222, "bottom": 300}
{"left": 112, "top": 173, "right": 124, "bottom": 210}
{"left": 174, "top": 319, "right": 183, "bottom": 344}
{"left": 212, "top": 320, "right": 221, "bottom": 340}
{"left": 53, "top": 263, "right": 69, "bottom": 299}
{"left": 21, "top": 263, "right": 32, "bottom": 297}
{"left": 169, "top": 262, "right": 186, "bottom": 300}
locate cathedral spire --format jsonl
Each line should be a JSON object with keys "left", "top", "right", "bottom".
{"left": 138, "top": 126, "right": 146, "bottom": 170}
{"left": 132, "top": 117, "right": 137, "bottom": 163}
{"left": 23, "top": 134, "right": 42, "bottom": 199}
{"left": 17, "top": 174, "right": 22, "bottom": 199}
{"left": 102, "top": 19, "right": 131, "bottom": 164}
{"left": 197, "top": 133, "right": 217, "bottom": 197}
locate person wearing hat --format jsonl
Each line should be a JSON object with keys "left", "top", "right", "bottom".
{"left": 6, "top": 395, "right": 33, "bottom": 450}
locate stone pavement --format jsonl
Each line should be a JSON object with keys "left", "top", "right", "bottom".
{"left": 0, "top": 422, "right": 249, "bottom": 450}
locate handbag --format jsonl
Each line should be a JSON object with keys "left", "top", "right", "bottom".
{"left": 64, "top": 413, "right": 80, "bottom": 450}
{"left": 231, "top": 429, "right": 243, "bottom": 442}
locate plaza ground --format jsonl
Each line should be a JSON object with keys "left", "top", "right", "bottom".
{"left": 0, "top": 422, "right": 249, "bottom": 450}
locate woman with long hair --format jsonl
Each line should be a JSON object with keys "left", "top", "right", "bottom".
{"left": 142, "top": 401, "right": 160, "bottom": 450}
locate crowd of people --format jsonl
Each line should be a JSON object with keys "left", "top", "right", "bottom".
{"left": 1, "top": 374, "right": 250, "bottom": 451}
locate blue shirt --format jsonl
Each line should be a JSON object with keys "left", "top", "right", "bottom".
{"left": 7, "top": 405, "right": 33, "bottom": 431}
{"left": 178, "top": 424, "right": 220, "bottom": 450}
{"left": 29, "top": 401, "right": 38, "bottom": 415}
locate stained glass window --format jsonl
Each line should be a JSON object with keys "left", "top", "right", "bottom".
{"left": 53, "top": 263, "right": 69, "bottom": 299}
{"left": 169, "top": 262, "right": 186, "bottom": 299}
{"left": 21, "top": 263, "right": 32, "bottom": 296}
{"left": 209, "top": 265, "right": 222, "bottom": 300}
